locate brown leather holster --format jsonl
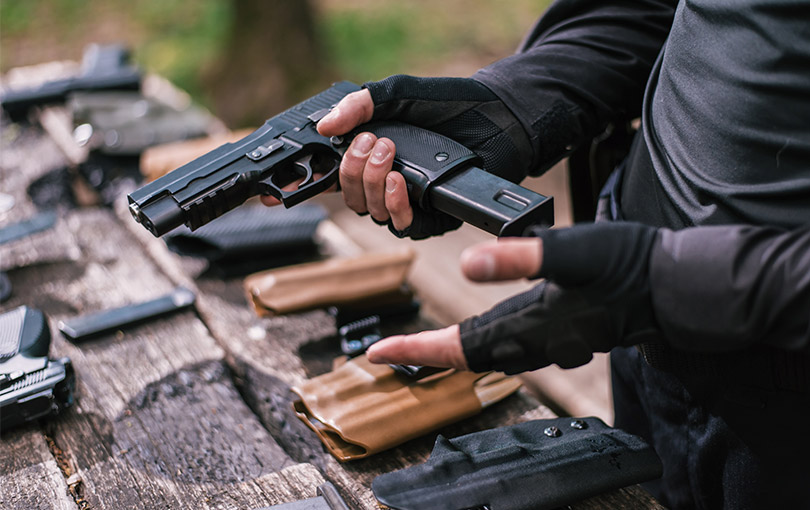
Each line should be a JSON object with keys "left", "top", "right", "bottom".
{"left": 292, "top": 355, "right": 522, "bottom": 461}
{"left": 244, "top": 250, "right": 415, "bottom": 316}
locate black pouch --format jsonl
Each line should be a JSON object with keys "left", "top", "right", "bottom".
{"left": 372, "top": 416, "right": 662, "bottom": 510}
{"left": 164, "top": 204, "right": 326, "bottom": 277}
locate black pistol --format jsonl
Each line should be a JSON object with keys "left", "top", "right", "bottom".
{"left": 0, "top": 43, "right": 141, "bottom": 122}
{"left": 127, "top": 81, "right": 554, "bottom": 238}
{"left": 0, "top": 306, "right": 75, "bottom": 432}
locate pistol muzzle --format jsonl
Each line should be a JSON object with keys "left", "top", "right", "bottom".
{"left": 128, "top": 196, "right": 185, "bottom": 237}
{"left": 128, "top": 201, "right": 142, "bottom": 223}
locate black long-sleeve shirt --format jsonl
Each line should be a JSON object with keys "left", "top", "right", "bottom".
{"left": 472, "top": 0, "right": 810, "bottom": 352}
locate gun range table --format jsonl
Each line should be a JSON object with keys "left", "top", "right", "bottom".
{"left": 0, "top": 116, "right": 664, "bottom": 510}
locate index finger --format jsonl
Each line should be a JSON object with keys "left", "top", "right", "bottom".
{"left": 317, "top": 89, "right": 374, "bottom": 137}
{"left": 365, "top": 325, "right": 468, "bottom": 370}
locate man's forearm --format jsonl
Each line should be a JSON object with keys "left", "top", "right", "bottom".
{"left": 651, "top": 225, "right": 810, "bottom": 351}
{"left": 458, "top": 221, "right": 810, "bottom": 375}
{"left": 473, "top": 0, "right": 677, "bottom": 174}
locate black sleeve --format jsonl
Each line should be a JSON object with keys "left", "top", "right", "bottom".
{"left": 459, "top": 222, "right": 810, "bottom": 374}
{"left": 650, "top": 225, "right": 810, "bottom": 352}
{"left": 473, "top": 0, "right": 677, "bottom": 174}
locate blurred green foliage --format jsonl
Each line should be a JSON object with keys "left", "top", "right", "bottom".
{"left": 1, "top": 0, "right": 550, "bottom": 106}
{"left": 320, "top": 0, "right": 552, "bottom": 82}
{"left": 1, "top": 0, "right": 232, "bottom": 103}
{"left": 133, "top": 0, "right": 232, "bottom": 102}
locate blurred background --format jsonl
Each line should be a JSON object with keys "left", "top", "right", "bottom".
{"left": 1, "top": 0, "right": 551, "bottom": 128}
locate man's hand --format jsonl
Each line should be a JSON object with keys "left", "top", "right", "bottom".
{"left": 316, "top": 90, "right": 415, "bottom": 232}
{"left": 258, "top": 89, "right": 380, "bottom": 209}
{"left": 311, "top": 75, "right": 536, "bottom": 239}
{"left": 366, "top": 238, "right": 544, "bottom": 369}
{"left": 366, "top": 325, "right": 467, "bottom": 369}
{"left": 368, "top": 223, "right": 663, "bottom": 374}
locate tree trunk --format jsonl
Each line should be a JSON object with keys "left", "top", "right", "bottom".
{"left": 203, "top": 0, "right": 334, "bottom": 128}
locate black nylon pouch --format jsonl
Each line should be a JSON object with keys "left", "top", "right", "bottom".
{"left": 372, "top": 416, "right": 662, "bottom": 510}
{"left": 164, "top": 204, "right": 326, "bottom": 277}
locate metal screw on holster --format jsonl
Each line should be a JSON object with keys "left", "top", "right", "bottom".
{"left": 250, "top": 150, "right": 262, "bottom": 158}
{"left": 544, "top": 426, "right": 561, "bottom": 438}
{"left": 570, "top": 419, "right": 588, "bottom": 430}
{"left": 435, "top": 152, "right": 449, "bottom": 162}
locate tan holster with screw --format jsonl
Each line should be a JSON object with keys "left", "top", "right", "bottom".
{"left": 244, "top": 250, "right": 415, "bottom": 316}
{"left": 291, "top": 355, "right": 522, "bottom": 461}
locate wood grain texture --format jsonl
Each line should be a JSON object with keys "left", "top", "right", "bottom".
{"left": 0, "top": 429, "right": 76, "bottom": 510}
{"left": 0, "top": 124, "right": 81, "bottom": 272}
{"left": 1, "top": 127, "right": 325, "bottom": 509}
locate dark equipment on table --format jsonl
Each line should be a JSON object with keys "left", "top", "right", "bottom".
{"left": 1, "top": 307, "right": 75, "bottom": 432}
{"left": 0, "top": 272, "right": 11, "bottom": 303}
{"left": 255, "top": 482, "right": 350, "bottom": 510}
{"left": 68, "top": 91, "right": 217, "bottom": 206}
{"left": 372, "top": 416, "right": 663, "bottom": 510}
{"left": 1, "top": 43, "right": 141, "bottom": 122}
{"left": 58, "top": 286, "right": 195, "bottom": 342}
{"left": 338, "top": 315, "right": 382, "bottom": 358}
{"left": 328, "top": 295, "right": 420, "bottom": 330}
{"left": 128, "top": 81, "right": 554, "bottom": 239}
{"left": 69, "top": 91, "right": 214, "bottom": 157}
{"left": 0, "top": 210, "right": 59, "bottom": 303}
{"left": 337, "top": 314, "right": 443, "bottom": 379}
{"left": 163, "top": 204, "right": 326, "bottom": 277}
{"left": 0, "top": 210, "right": 57, "bottom": 245}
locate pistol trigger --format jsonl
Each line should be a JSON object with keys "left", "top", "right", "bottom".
{"left": 294, "top": 154, "right": 316, "bottom": 186}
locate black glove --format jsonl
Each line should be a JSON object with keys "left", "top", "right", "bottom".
{"left": 460, "top": 222, "right": 663, "bottom": 373}
{"left": 363, "top": 74, "right": 536, "bottom": 239}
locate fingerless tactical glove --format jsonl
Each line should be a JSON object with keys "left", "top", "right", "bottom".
{"left": 460, "top": 222, "right": 663, "bottom": 373}
{"left": 363, "top": 74, "right": 536, "bottom": 239}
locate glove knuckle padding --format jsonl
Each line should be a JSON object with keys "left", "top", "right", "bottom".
{"left": 461, "top": 282, "right": 615, "bottom": 373}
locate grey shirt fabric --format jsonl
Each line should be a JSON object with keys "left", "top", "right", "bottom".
{"left": 651, "top": 225, "right": 810, "bottom": 352}
{"left": 473, "top": 0, "right": 810, "bottom": 353}
{"left": 634, "top": 0, "right": 810, "bottom": 229}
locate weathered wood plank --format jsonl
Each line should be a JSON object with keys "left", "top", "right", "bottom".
{"left": 574, "top": 485, "right": 666, "bottom": 510}
{"left": 118, "top": 199, "right": 657, "bottom": 510}
{"left": 3, "top": 208, "right": 329, "bottom": 509}
{"left": 1, "top": 125, "right": 329, "bottom": 509}
{"left": 0, "top": 125, "right": 81, "bottom": 272}
{"left": 0, "top": 428, "right": 76, "bottom": 510}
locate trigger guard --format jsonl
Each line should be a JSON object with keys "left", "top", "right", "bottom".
{"left": 262, "top": 156, "right": 340, "bottom": 208}
{"left": 294, "top": 154, "right": 316, "bottom": 187}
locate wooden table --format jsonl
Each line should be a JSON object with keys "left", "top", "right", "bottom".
{"left": 0, "top": 116, "right": 663, "bottom": 510}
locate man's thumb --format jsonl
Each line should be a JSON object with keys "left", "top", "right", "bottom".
{"left": 460, "top": 238, "right": 543, "bottom": 282}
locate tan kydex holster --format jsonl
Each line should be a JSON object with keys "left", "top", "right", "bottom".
{"left": 292, "top": 355, "right": 522, "bottom": 461}
{"left": 244, "top": 250, "right": 415, "bottom": 316}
